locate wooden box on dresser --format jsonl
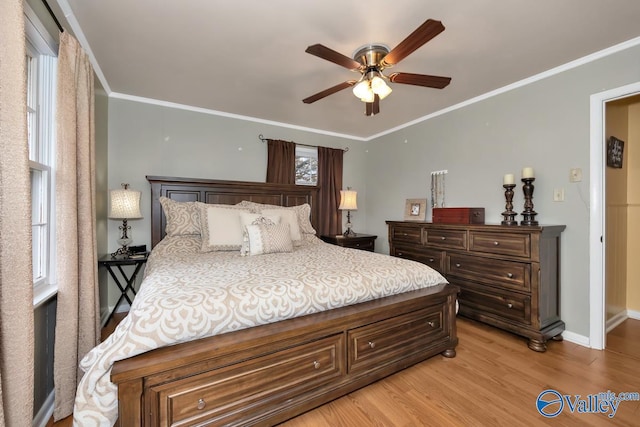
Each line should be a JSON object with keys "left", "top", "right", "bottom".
{"left": 386, "top": 221, "right": 566, "bottom": 352}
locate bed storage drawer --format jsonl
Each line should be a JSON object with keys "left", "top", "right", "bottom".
{"left": 150, "top": 334, "right": 345, "bottom": 426}
{"left": 446, "top": 253, "right": 531, "bottom": 292}
{"left": 348, "top": 305, "right": 446, "bottom": 374}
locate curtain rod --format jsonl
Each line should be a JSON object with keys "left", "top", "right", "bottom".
{"left": 258, "top": 134, "right": 349, "bottom": 152}
{"left": 42, "top": 0, "right": 64, "bottom": 33}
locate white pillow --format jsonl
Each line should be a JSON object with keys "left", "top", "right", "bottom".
{"left": 245, "top": 223, "right": 293, "bottom": 256}
{"left": 260, "top": 208, "right": 302, "bottom": 243}
{"left": 199, "top": 205, "right": 250, "bottom": 252}
{"left": 236, "top": 201, "right": 316, "bottom": 235}
{"left": 239, "top": 212, "right": 281, "bottom": 256}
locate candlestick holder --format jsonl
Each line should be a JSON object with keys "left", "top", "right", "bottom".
{"left": 520, "top": 177, "right": 539, "bottom": 226}
{"left": 501, "top": 184, "right": 518, "bottom": 225}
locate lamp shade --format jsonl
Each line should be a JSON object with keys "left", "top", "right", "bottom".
{"left": 109, "top": 186, "right": 142, "bottom": 219}
{"left": 339, "top": 189, "right": 358, "bottom": 211}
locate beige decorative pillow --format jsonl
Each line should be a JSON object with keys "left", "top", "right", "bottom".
{"left": 245, "top": 223, "right": 293, "bottom": 256}
{"left": 260, "top": 208, "right": 303, "bottom": 243}
{"left": 239, "top": 212, "right": 281, "bottom": 256}
{"left": 199, "top": 204, "right": 251, "bottom": 252}
{"left": 236, "top": 201, "right": 316, "bottom": 235}
{"left": 159, "top": 197, "right": 203, "bottom": 236}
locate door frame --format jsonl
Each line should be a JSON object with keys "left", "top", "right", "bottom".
{"left": 589, "top": 81, "right": 640, "bottom": 349}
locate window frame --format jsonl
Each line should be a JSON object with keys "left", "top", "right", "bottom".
{"left": 295, "top": 145, "right": 318, "bottom": 186}
{"left": 25, "top": 2, "right": 58, "bottom": 307}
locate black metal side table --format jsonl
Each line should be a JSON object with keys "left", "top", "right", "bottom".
{"left": 98, "top": 253, "right": 148, "bottom": 323}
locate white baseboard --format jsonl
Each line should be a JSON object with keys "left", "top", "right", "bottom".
{"left": 606, "top": 310, "right": 629, "bottom": 333}
{"left": 561, "top": 330, "right": 590, "bottom": 348}
{"left": 32, "top": 390, "right": 54, "bottom": 427}
{"left": 628, "top": 309, "right": 640, "bottom": 320}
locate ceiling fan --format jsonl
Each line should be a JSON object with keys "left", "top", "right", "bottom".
{"left": 302, "top": 19, "right": 451, "bottom": 116}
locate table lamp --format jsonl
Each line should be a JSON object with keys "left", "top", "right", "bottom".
{"left": 109, "top": 183, "right": 142, "bottom": 257}
{"left": 339, "top": 188, "right": 357, "bottom": 237}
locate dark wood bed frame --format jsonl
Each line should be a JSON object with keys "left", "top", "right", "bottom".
{"left": 111, "top": 176, "right": 458, "bottom": 426}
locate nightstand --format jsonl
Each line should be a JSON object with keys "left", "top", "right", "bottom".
{"left": 320, "top": 234, "right": 377, "bottom": 252}
{"left": 98, "top": 253, "right": 148, "bottom": 323}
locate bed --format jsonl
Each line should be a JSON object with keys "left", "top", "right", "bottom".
{"left": 74, "top": 176, "right": 458, "bottom": 426}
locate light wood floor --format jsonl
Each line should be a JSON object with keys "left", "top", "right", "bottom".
{"left": 52, "top": 317, "right": 640, "bottom": 427}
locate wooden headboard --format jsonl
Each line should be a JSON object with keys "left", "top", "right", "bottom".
{"left": 147, "top": 176, "right": 320, "bottom": 248}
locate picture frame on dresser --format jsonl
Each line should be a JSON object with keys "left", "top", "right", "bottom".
{"left": 404, "top": 198, "right": 427, "bottom": 221}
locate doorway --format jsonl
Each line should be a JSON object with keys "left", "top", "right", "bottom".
{"left": 590, "top": 82, "right": 640, "bottom": 350}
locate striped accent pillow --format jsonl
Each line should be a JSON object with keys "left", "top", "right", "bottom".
{"left": 245, "top": 223, "right": 293, "bottom": 256}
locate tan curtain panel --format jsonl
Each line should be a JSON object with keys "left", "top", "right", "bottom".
{"left": 0, "top": 0, "right": 35, "bottom": 425}
{"left": 317, "top": 146, "right": 344, "bottom": 236}
{"left": 266, "top": 139, "right": 296, "bottom": 184}
{"left": 53, "top": 32, "right": 100, "bottom": 421}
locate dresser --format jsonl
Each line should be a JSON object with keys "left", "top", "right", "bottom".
{"left": 386, "top": 221, "right": 565, "bottom": 352}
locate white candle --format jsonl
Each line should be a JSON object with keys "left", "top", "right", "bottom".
{"left": 522, "top": 167, "right": 534, "bottom": 179}
{"left": 503, "top": 174, "right": 515, "bottom": 185}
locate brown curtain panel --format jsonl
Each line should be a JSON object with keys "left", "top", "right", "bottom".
{"left": 0, "top": 0, "right": 35, "bottom": 425}
{"left": 317, "top": 147, "right": 344, "bottom": 236}
{"left": 266, "top": 139, "right": 296, "bottom": 184}
{"left": 53, "top": 32, "right": 100, "bottom": 420}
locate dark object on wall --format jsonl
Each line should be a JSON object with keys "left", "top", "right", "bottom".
{"left": 432, "top": 207, "right": 485, "bottom": 224}
{"left": 607, "top": 136, "right": 624, "bottom": 168}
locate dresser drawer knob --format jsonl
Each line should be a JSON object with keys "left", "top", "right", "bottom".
{"left": 313, "top": 360, "right": 321, "bottom": 369}
{"left": 455, "top": 263, "right": 461, "bottom": 268}
{"left": 494, "top": 241, "right": 500, "bottom": 246}
{"left": 441, "top": 236, "right": 446, "bottom": 240}
{"left": 197, "top": 398, "right": 206, "bottom": 410}
{"left": 428, "top": 321, "right": 435, "bottom": 327}
{"left": 398, "top": 252, "right": 403, "bottom": 256}
{"left": 368, "top": 341, "right": 376, "bottom": 349}
{"left": 429, "top": 258, "right": 435, "bottom": 262}
{"left": 507, "top": 273, "right": 513, "bottom": 278}
{"left": 403, "top": 233, "right": 408, "bottom": 236}
{"left": 507, "top": 303, "right": 513, "bottom": 309}
{"left": 355, "top": 243, "right": 360, "bottom": 247}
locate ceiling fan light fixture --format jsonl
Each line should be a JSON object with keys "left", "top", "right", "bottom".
{"left": 370, "top": 75, "right": 392, "bottom": 99}
{"left": 353, "top": 79, "right": 372, "bottom": 101}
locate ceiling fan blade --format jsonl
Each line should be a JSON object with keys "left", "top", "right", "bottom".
{"left": 305, "top": 44, "right": 362, "bottom": 70}
{"left": 302, "top": 81, "right": 356, "bottom": 104}
{"left": 365, "top": 95, "right": 380, "bottom": 116}
{"left": 389, "top": 72, "right": 451, "bottom": 89}
{"left": 382, "top": 19, "right": 445, "bottom": 66}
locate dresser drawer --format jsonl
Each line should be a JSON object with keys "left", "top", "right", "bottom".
{"left": 348, "top": 305, "right": 446, "bottom": 374}
{"left": 446, "top": 253, "right": 531, "bottom": 292}
{"left": 457, "top": 280, "right": 531, "bottom": 325}
{"left": 423, "top": 228, "right": 467, "bottom": 250}
{"left": 392, "top": 244, "right": 444, "bottom": 273}
{"left": 391, "top": 226, "right": 422, "bottom": 244}
{"left": 151, "top": 334, "right": 345, "bottom": 426}
{"left": 469, "top": 231, "right": 531, "bottom": 258}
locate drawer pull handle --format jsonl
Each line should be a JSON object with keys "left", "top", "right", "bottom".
{"left": 355, "top": 243, "right": 360, "bottom": 247}
{"left": 507, "top": 273, "right": 513, "bottom": 278}
{"left": 313, "top": 360, "right": 321, "bottom": 369}
{"left": 441, "top": 236, "right": 446, "bottom": 240}
{"left": 197, "top": 398, "right": 206, "bottom": 410}
{"left": 428, "top": 321, "right": 435, "bottom": 327}
{"left": 368, "top": 341, "right": 376, "bottom": 349}
{"left": 507, "top": 303, "right": 513, "bottom": 309}
{"left": 398, "top": 252, "right": 403, "bottom": 256}
{"left": 429, "top": 258, "right": 435, "bottom": 262}
{"left": 494, "top": 241, "right": 500, "bottom": 246}
{"left": 455, "top": 263, "right": 461, "bottom": 268}
{"left": 403, "top": 233, "right": 408, "bottom": 236}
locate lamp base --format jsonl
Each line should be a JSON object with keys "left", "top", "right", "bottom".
{"left": 110, "top": 246, "right": 131, "bottom": 259}
{"left": 343, "top": 227, "right": 356, "bottom": 237}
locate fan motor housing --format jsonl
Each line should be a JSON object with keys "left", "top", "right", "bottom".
{"left": 353, "top": 44, "right": 390, "bottom": 70}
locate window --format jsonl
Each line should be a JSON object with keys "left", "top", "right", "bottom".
{"left": 25, "top": 3, "right": 58, "bottom": 304}
{"left": 295, "top": 145, "right": 318, "bottom": 185}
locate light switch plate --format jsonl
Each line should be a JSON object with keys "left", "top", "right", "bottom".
{"left": 570, "top": 168, "right": 582, "bottom": 182}
{"left": 553, "top": 188, "right": 565, "bottom": 201}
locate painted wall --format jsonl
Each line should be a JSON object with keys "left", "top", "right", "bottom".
{"left": 605, "top": 102, "right": 628, "bottom": 321}
{"left": 627, "top": 103, "right": 640, "bottom": 313}
{"left": 365, "top": 44, "right": 640, "bottom": 337}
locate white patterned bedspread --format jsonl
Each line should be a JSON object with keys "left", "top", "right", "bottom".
{"left": 73, "top": 235, "right": 447, "bottom": 426}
